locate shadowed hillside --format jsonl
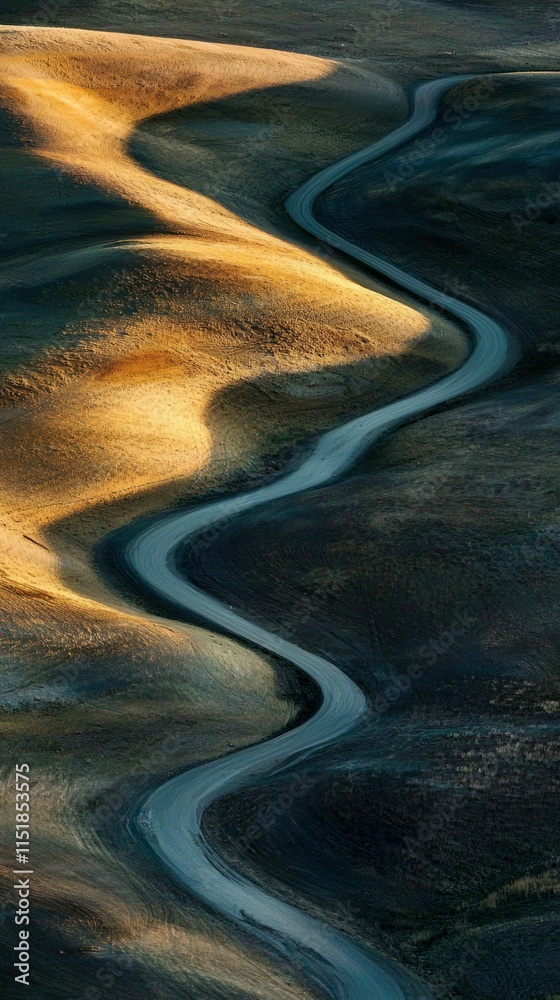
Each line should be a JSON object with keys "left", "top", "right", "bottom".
{"left": 0, "top": 25, "right": 469, "bottom": 1000}
{"left": 180, "top": 74, "right": 560, "bottom": 1000}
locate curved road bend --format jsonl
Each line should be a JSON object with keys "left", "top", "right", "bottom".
{"left": 123, "top": 75, "right": 510, "bottom": 999}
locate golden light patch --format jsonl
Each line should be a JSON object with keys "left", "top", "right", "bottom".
{"left": 95, "top": 349, "right": 195, "bottom": 382}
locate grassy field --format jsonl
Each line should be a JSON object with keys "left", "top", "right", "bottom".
{"left": 180, "top": 76, "right": 560, "bottom": 999}
{"left": 2, "top": 0, "right": 559, "bottom": 81}
{"left": 194, "top": 369, "right": 560, "bottom": 998}
{"left": 315, "top": 74, "right": 560, "bottom": 376}
{"left": 0, "top": 23, "right": 469, "bottom": 1000}
{"left": 0, "top": 9, "right": 557, "bottom": 1000}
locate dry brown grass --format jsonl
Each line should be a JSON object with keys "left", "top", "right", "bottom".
{"left": 0, "top": 27, "right": 466, "bottom": 585}
{"left": 0, "top": 25, "right": 469, "bottom": 998}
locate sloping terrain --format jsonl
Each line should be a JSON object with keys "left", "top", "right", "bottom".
{"left": 182, "top": 75, "right": 560, "bottom": 999}
{"left": 2, "top": 0, "right": 559, "bottom": 77}
{"left": 315, "top": 73, "right": 560, "bottom": 375}
{"left": 0, "top": 25, "right": 469, "bottom": 999}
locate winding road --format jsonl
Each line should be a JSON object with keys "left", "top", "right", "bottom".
{"left": 122, "top": 75, "right": 510, "bottom": 999}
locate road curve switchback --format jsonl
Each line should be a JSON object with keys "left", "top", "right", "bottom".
{"left": 121, "top": 75, "right": 510, "bottom": 1000}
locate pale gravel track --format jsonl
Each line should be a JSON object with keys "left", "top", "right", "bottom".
{"left": 122, "top": 75, "right": 511, "bottom": 999}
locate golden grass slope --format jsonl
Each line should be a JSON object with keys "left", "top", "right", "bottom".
{"left": 0, "top": 26, "right": 467, "bottom": 553}
{"left": 0, "top": 26, "right": 468, "bottom": 997}
{"left": 3, "top": 0, "right": 559, "bottom": 80}
{"left": 1, "top": 28, "right": 334, "bottom": 238}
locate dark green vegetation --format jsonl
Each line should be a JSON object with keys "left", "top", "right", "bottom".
{"left": 184, "top": 76, "right": 560, "bottom": 999}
